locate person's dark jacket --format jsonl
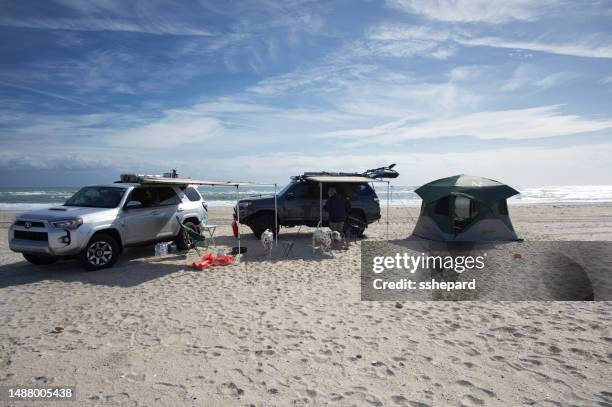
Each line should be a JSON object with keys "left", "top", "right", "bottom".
{"left": 325, "top": 194, "right": 350, "bottom": 222}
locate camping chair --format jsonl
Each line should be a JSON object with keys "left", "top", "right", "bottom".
{"left": 176, "top": 216, "right": 206, "bottom": 255}
{"left": 280, "top": 225, "right": 300, "bottom": 259}
{"left": 199, "top": 212, "right": 218, "bottom": 246}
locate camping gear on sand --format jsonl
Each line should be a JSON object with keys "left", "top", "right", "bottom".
{"left": 188, "top": 253, "right": 234, "bottom": 270}
{"left": 232, "top": 220, "right": 239, "bottom": 238}
{"left": 155, "top": 242, "right": 171, "bottom": 256}
{"left": 412, "top": 174, "right": 519, "bottom": 242}
{"left": 231, "top": 246, "right": 247, "bottom": 255}
{"left": 176, "top": 216, "right": 207, "bottom": 255}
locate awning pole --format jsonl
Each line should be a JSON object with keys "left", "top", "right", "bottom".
{"left": 319, "top": 182, "right": 323, "bottom": 227}
{"left": 274, "top": 183, "right": 278, "bottom": 247}
{"left": 386, "top": 181, "right": 390, "bottom": 241}
{"left": 236, "top": 184, "right": 241, "bottom": 262}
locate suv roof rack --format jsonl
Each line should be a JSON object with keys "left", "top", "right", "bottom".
{"left": 291, "top": 164, "right": 399, "bottom": 181}
{"left": 118, "top": 173, "right": 240, "bottom": 186}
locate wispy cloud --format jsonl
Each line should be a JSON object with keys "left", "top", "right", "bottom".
{"left": 322, "top": 105, "right": 612, "bottom": 142}
{"left": 0, "top": 0, "right": 216, "bottom": 36}
{"left": 598, "top": 75, "right": 612, "bottom": 84}
{"left": 1, "top": 0, "right": 612, "bottom": 186}
{"left": 0, "top": 16, "right": 215, "bottom": 36}
{"left": 357, "top": 24, "right": 458, "bottom": 60}
{"left": 387, "top": 0, "right": 561, "bottom": 23}
{"left": 0, "top": 81, "right": 89, "bottom": 107}
{"left": 502, "top": 64, "right": 579, "bottom": 91}
{"left": 448, "top": 66, "right": 482, "bottom": 81}
{"left": 460, "top": 35, "right": 612, "bottom": 59}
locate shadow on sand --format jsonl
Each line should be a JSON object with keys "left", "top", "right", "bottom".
{"left": 0, "top": 246, "right": 190, "bottom": 289}
{"left": 0, "top": 232, "right": 337, "bottom": 289}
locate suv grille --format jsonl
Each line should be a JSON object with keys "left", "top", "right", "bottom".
{"left": 15, "top": 220, "right": 45, "bottom": 228}
{"left": 14, "top": 231, "right": 48, "bottom": 241}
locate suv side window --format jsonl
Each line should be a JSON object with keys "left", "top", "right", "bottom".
{"left": 291, "top": 183, "right": 320, "bottom": 199}
{"left": 157, "top": 187, "right": 179, "bottom": 206}
{"left": 128, "top": 187, "right": 157, "bottom": 208}
{"left": 357, "top": 184, "right": 375, "bottom": 196}
{"left": 184, "top": 187, "right": 202, "bottom": 202}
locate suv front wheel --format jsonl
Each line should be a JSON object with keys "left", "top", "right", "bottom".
{"left": 78, "top": 233, "right": 120, "bottom": 271}
{"left": 250, "top": 212, "right": 278, "bottom": 239}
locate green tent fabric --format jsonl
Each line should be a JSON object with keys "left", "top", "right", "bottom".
{"left": 412, "top": 175, "right": 520, "bottom": 241}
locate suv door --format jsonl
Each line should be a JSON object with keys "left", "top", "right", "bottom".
{"left": 123, "top": 186, "right": 180, "bottom": 243}
{"left": 122, "top": 186, "right": 162, "bottom": 244}
{"left": 154, "top": 186, "right": 181, "bottom": 238}
{"left": 283, "top": 182, "right": 320, "bottom": 223}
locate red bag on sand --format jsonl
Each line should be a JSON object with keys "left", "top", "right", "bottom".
{"left": 188, "top": 253, "right": 234, "bottom": 270}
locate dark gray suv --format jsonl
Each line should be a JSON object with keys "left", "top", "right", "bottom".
{"left": 235, "top": 180, "right": 381, "bottom": 238}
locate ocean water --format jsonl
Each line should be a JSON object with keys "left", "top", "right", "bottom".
{"left": 2, "top": 185, "right": 612, "bottom": 211}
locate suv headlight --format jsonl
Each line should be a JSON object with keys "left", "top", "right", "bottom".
{"left": 52, "top": 218, "right": 83, "bottom": 229}
{"left": 239, "top": 201, "right": 252, "bottom": 208}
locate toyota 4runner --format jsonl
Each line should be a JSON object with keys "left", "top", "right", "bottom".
{"left": 9, "top": 182, "right": 208, "bottom": 271}
{"left": 236, "top": 178, "right": 382, "bottom": 238}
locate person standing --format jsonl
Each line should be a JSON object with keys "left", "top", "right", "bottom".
{"left": 324, "top": 187, "right": 350, "bottom": 249}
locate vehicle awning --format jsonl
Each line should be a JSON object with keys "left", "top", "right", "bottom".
{"left": 304, "top": 175, "right": 375, "bottom": 183}
{"left": 121, "top": 174, "right": 245, "bottom": 186}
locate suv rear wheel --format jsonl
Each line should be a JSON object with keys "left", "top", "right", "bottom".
{"left": 23, "top": 253, "right": 57, "bottom": 265}
{"left": 250, "top": 212, "right": 278, "bottom": 239}
{"left": 78, "top": 233, "right": 120, "bottom": 271}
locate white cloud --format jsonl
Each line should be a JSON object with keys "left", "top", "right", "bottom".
{"left": 533, "top": 71, "right": 579, "bottom": 88}
{"left": 449, "top": 66, "right": 482, "bottom": 81}
{"left": 99, "top": 108, "right": 228, "bottom": 148}
{"left": 322, "top": 105, "right": 612, "bottom": 142}
{"left": 460, "top": 36, "right": 612, "bottom": 59}
{"left": 365, "top": 22, "right": 612, "bottom": 60}
{"left": 0, "top": 80, "right": 89, "bottom": 107}
{"left": 502, "top": 64, "right": 579, "bottom": 91}
{"left": 0, "top": 16, "right": 215, "bottom": 36}
{"left": 387, "top": 0, "right": 560, "bottom": 23}
{"left": 248, "top": 62, "right": 480, "bottom": 119}
{"left": 359, "top": 24, "right": 458, "bottom": 60}
{"left": 599, "top": 75, "right": 612, "bottom": 84}
{"left": 184, "top": 142, "right": 612, "bottom": 185}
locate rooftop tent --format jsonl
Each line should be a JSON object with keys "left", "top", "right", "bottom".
{"left": 412, "top": 175, "right": 520, "bottom": 242}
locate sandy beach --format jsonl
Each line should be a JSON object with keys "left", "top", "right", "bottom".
{"left": 1, "top": 204, "right": 611, "bottom": 406}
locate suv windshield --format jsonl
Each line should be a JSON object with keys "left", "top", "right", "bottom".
{"left": 64, "top": 186, "right": 126, "bottom": 208}
{"left": 278, "top": 181, "right": 296, "bottom": 196}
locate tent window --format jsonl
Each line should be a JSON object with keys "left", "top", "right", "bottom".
{"left": 454, "top": 196, "right": 479, "bottom": 219}
{"left": 434, "top": 197, "right": 450, "bottom": 215}
{"left": 454, "top": 196, "right": 471, "bottom": 219}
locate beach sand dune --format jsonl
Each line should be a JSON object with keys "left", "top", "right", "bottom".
{"left": 1, "top": 205, "right": 611, "bottom": 406}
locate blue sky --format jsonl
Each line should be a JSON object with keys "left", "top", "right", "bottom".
{"left": 1, "top": 0, "right": 611, "bottom": 187}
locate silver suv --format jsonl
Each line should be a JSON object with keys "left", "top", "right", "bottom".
{"left": 8, "top": 183, "right": 208, "bottom": 271}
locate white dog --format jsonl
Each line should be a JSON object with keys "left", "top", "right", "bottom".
{"left": 313, "top": 227, "right": 332, "bottom": 252}
{"left": 261, "top": 229, "right": 274, "bottom": 256}
{"left": 330, "top": 231, "right": 342, "bottom": 242}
